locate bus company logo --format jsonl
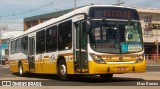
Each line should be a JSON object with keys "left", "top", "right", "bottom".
{"left": 2, "top": 81, "right": 12, "bottom": 86}
{"left": 49, "top": 54, "right": 55, "bottom": 63}
{"left": 1, "top": 81, "right": 43, "bottom": 86}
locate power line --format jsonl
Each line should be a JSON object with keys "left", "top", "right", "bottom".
{"left": 0, "top": 2, "right": 54, "bottom": 18}
{"left": 0, "top": 22, "right": 24, "bottom": 24}
{"left": 0, "top": 1, "right": 64, "bottom": 30}
{"left": 0, "top": 0, "right": 101, "bottom": 31}
{"left": 0, "top": 0, "right": 70, "bottom": 19}
{"left": 0, "top": 19, "right": 24, "bottom": 24}
{"left": 0, "top": 0, "right": 89, "bottom": 19}
{"left": 0, "top": 0, "right": 101, "bottom": 26}
{"left": 113, "top": 0, "right": 125, "bottom": 6}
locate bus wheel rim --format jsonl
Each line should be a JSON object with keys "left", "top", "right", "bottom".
{"left": 60, "top": 65, "right": 66, "bottom": 76}
{"left": 19, "top": 65, "right": 22, "bottom": 75}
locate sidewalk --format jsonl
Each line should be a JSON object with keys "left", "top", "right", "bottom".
{"left": 0, "top": 64, "right": 9, "bottom": 68}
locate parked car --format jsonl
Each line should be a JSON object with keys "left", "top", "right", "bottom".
{"left": 2, "top": 57, "right": 8, "bottom": 65}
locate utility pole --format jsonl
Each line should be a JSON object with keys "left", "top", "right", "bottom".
{"left": 156, "top": 24, "right": 160, "bottom": 60}
{"left": 74, "top": 0, "right": 76, "bottom": 10}
{"left": 118, "top": 0, "right": 120, "bottom": 6}
{"left": 114, "top": 0, "right": 125, "bottom": 6}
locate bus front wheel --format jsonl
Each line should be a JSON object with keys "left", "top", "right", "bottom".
{"left": 58, "top": 60, "right": 68, "bottom": 81}
{"left": 100, "top": 74, "right": 113, "bottom": 80}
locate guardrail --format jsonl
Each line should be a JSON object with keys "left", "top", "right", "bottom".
{"left": 145, "top": 54, "right": 160, "bottom": 65}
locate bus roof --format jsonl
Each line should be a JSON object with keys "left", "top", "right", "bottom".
{"left": 12, "top": 5, "right": 133, "bottom": 39}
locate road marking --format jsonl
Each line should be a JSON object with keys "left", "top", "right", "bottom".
{"left": 3, "top": 74, "right": 10, "bottom": 76}
{"left": 3, "top": 67, "right": 8, "bottom": 68}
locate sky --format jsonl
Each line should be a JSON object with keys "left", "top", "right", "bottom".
{"left": 0, "top": 0, "right": 160, "bottom": 31}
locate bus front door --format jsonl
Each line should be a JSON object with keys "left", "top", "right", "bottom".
{"left": 28, "top": 36, "right": 35, "bottom": 72}
{"left": 74, "top": 21, "right": 88, "bottom": 73}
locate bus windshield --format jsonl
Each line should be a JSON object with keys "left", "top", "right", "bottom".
{"left": 89, "top": 20, "right": 143, "bottom": 53}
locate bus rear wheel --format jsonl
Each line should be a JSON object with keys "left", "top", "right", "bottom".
{"left": 100, "top": 74, "right": 113, "bottom": 80}
{"left": 58, "top": 60, "right": 68, "bottom": 81}
{"left": 18, "top": 62, "right": 24, "bottom": 77}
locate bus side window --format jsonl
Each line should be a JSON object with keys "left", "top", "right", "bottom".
{"left": 58, "top": 20, "right": 72, "bottom": 50}
{"left": 15, "top": 38, "right": 22, "bottom": 53}
{"left": 81, "top": 21, "right": 87, "bottom": 50}
{"left": 11, "top": 41, "right": 15, "bottom": 54}
{"left": 46, "top": 26, "right": 57, "bottom": 52}
{"left": 22, "top": 36, "right": 28, "bottom": 54}
{"left": 36, "top": 30, "right": 45, "bottom": 54}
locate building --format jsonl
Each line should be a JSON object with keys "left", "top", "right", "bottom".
{"left": 23, "top": 7, "right": 160, "bottom": 56}
{"left": 24, "top": 9, "right": 73, "bottom": 31}
{"left": 137, "top": 8, "right": 160, "bottom": 56}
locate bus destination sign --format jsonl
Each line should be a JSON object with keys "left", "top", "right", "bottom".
{"left": 89, "top": 7, "right": 139, "bottom": 20}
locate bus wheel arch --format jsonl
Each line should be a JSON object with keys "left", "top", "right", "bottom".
{"left": 18, "top": 60, "right": 24, "bottom": 77}
{"left": 100, "top": 74, "right": 113, "bottom": 80}
{"left": 57, "top": 56, "right": 68, "bottom": 81}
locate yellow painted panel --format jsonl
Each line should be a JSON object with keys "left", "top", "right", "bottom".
{"left": 34, "top": 59, "right": 43, "bottom": 73}
{"left": 9, "top": 60, "right": 19, "bottom": 73}
{"left": 34, "top": 59, "right": 57, "bottom": 74}
{"left": 66, "top": 61, "right": 74, "bottom": 74}
{"left": 100, "top": 55, "right": 139, "bottom": 62}
{"left": 21, "top": 59, "right": 29, "bottom": 73}
{"left": 43, "top": 61, "right": 57, "bottom": 74}
{"left": 9, "top": 64, "right": 14, "bottom": 72}
{"left": 88, "top": 60, "right": 146, "bottom": 74}
{"left": 9, "top": 53, "right": 75, "bottom": 74}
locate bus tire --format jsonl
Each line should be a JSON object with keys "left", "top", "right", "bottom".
{"left": 100, "top": 74, "right": 113, "bottom": 80}
{"left": 18, "top": 62, "right": 24, "bottom": 77}
{"left": 58, "top": 60, "right": 68, "bottom": 81}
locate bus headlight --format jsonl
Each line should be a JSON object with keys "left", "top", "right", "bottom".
{"left": 89, "top": 53, "right": 106, "bottom": 64}
{"left": 136, "top": 56, "right": 144, "bottom": 63}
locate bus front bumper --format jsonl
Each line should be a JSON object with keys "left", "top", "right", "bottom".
{"left": 88, "top": 60, "right": 146, "bottom": 74}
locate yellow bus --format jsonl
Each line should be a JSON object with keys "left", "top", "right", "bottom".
{"left": 9, "top": 5, "right": 146, "bottom": 80}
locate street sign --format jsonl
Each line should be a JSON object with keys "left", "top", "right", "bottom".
{"left": 0, "top": 44, "right": 8, "bottom": 49}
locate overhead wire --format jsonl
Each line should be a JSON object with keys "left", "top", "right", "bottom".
{"left": 0, "top": 0, "right": 91, "bottom": 19}
{"left": 0, "top": 1, "right": 62, "bottom": 26}
{"left": 0, "top": 0, "right": 67, "bottom": 30}
{"left": 0, "top": 0, "right": 100, "bottom": 30}
{"left": 0, "top": 2, "right": 54, "bottom": 18}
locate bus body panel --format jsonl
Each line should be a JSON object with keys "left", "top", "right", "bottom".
{"left": 8, "top": 5, "right": 145, "bottom": 79}
{"left": 9, "top": 60, "right": 19, "bottom": 73}
{"left": 88, "top": 60, "right": 146, "bottom": 74}
{"left": 66, "top": 61, "right": 75, "bottom": 74}
{"left": 21, "top": 59, "right": 29, "bottom": 73}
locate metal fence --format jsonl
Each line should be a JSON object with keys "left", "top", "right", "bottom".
{"left": 145, "top": 54, "right": 160, "bottom": 65}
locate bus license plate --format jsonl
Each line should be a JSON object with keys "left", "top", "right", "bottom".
{"left": 117, "top": 67, "right": 126, "bottom": 71}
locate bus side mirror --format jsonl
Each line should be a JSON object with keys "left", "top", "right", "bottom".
{"left": 128, "top": 34, "right": 133, "bottom": 40}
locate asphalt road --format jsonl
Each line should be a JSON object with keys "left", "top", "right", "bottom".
{"left": 0, "top": 65, "right": 160, "bottom": 87}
